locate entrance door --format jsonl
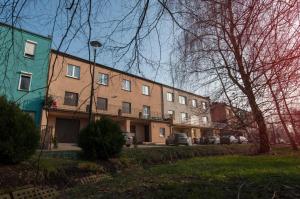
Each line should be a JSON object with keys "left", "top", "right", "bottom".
{"left": 144, "top": 125, "right": 150, "bottom": 142}
{"left": 55, "top": 118, "right": 80, "bottom": 143}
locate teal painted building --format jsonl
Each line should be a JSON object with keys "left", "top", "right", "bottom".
{"left": 0, "top": 23, "right": 52, "bottom": 126}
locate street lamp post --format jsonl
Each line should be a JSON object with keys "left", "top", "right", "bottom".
{"left": 88, "top": 40, "right": 102, "bottom": 122}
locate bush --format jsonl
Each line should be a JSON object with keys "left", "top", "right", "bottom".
{"left": 0, "top": 96, "right": 40, "bottom": 164}
{"left": 122, "top": 144, "right": 256, "bottom": 166}
{"left": 78, "top": 117, "right": 125, "bottom": 160}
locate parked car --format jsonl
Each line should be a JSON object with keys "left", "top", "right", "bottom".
{"left": 199, "top": 137, "right": 206, "bottom": 144}
{"left": 166, "top": 133, "right": 192, "bottom": 146}
{"left": 200, "top": 136, "right": 220, "bottom": 144}
{"left": 122, "top": 132, "right": 133, "bottom": 147}
{"left": 278, "top": 138, "right": 287, "bottom": 144}
{"left": 220, "top": 135, "right": 238, "bottom": 144}
{"left": 238, "top": 136, "right": 248, "bottom": 144}
{"left": 193, "top": 137, "right": 201, "bottom": 144}
{"left": 208, "top": 136, "right": 220, "bottom": 144}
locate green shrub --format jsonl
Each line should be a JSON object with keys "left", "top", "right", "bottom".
{"left": 78, "top": 117, "right": 125, "bottom": 160}
{"left": 122, "top": 145, "right": 256, "bottom": 166}
{"left": 0, "top": 96, "right": 40, "bottom": 164}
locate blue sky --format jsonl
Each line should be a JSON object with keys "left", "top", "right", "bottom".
{"left": 1, "top": 0, "right": 212, "bottom": 97}
{"left": 14, "top": 0, "right": 177, "bottom": 87}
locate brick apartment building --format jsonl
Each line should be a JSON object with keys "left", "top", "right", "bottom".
{"left": 162, "top": 86, "right": 211, "bottom": 138}
{"left": 210, "top": 102, "right": 256, "bottom": 136}
{"left": 41, "top": 50, "right": 212, "bottom": 146}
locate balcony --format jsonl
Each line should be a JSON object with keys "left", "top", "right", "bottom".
{"left": 168, "top": 115, "right": 212, "bottom": 128}
{"left": 45, "top": 95, "right": 165, "bottom": 121}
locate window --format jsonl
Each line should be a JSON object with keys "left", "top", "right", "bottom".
{"left": 192, "top": 99, "right": 197, "bottom": 107}
{"left": 98, "top": 73, "right": 109, "bottom": 85}
{"left": 67, "top": 64, "right": 80, "bottom": 79}
{"left": 143, "top": 105, "right": 150, "bottom": 118}
{"left": 122, "top": 79, "right": 131, "bottom": 91}
{"left": 181, "top": 112, "right": 188, "bottom": 122}
{"left": 179, "top": 96, "right": 187, "bottom": 105}
{"left": 202, "top": 116, "right": 208, "bottom": 124}
{"left": 142, "top": 85, "right": 150, "bottom": 95}
{"left": 24, "top": 40, "right": 36, "bottom": 58}
{"left": 18, "top": 73, "right": 32, "bottom": 91}
{"left": 160, "top": 128, "right": 166, "bottom": 137}
{"left": 166, "top": 92, "right": 174, "bottom": 102}
{"left": 64, "top": 91, "right": 78, "bottom": 106}
{"left": 97, "top": 97, "right": 108, "bottom": 110}
{"left": 202, "top": 102, "right": 207, "bottom": 110}
{"left": 122, "top": 102, "right": 131, "bottom": 113}
{"left": 226, "top": 109, "right": 231, "bottom": 116}
{"left": 167, "top": 110, "right": 175, "bottom": 117}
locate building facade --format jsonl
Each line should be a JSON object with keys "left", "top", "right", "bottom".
{"left": 210, "top": 102, "right": 256, "bottom": 136}
{"left": 42, "top": 50, "right": 171, "bottom": 145}
{"left": 162, "top": 86, "right": 211, "bottom": 139}
{"left": 41, "top": 50, "right": 213, "bottom": 146}
{"left": 0, "top": 23, "right": 52, "bottom": 126}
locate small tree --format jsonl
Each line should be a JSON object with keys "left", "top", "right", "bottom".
{"left": 78, "top": 117, "right": 125, "bottom": 160}
{"left": 0, "top": 96, "right": 40, "bottom": 164}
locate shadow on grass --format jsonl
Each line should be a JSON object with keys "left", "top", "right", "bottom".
{"left": 65, "top": 154, "right": 300, "bottom": 199}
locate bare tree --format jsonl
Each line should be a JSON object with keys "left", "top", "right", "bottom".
{"left": 172, "top": 0, "right": 300, "bottom": 153}
{"left": 1, "top": 0, "right": 300, "bottom": 155}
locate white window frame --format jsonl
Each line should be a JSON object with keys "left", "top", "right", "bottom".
{"left": 159, "top": 128, "right": 166, "bottom": 137}
{"left": 192, "top": 99, "right": 197, "bottom": 107}
{"left": 18, "top": 72, "right": 32, "bottom": 91}
{"left": 179, "top": 95, "right": 187, "bottom": 105}
{"left": 66, "top": 64, "right": 80, "bottom": 79}
{"left": 143, "top": 105, "right": 151, "bottom": 118}
{"left": 24, "top": 40, "right": 37, "bottom": 58}
{"left": 142, "top": 85, "right": 150, "bottom": 95}
{"left": 181, "top": 112, "right": 188, "bottom": 121}
{"left": 122, "top": 79, "right": 131, "bottom": 91}
{"left": 98, "top": 73, "right": 109, "bottom": 85}
{"left": 167, "top": 110, "right": 175, "bottom": 116}
{"left": 166, "top": 92, "right": 174, "bottom": 102}
{"left": 202, "top": 101, "right": 207, "bottom": 110}
{"left": 202, "top": 116, "right": 208, "bottom": 124}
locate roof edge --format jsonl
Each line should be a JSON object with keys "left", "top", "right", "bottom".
{"left": 51, "top": 49, "right": 210, "bottom": 100}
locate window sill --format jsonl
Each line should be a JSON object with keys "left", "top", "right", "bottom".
{"left": 122, "top": 89, "right": 131, "bottom": 92}
{"left": 24, "top": 55, "right": 35, "bottom": 59}
{"left": 142, "top": 93, "right": 150, "bottom": 96}
{"left": 18, "top": 89, "right": 30, "bottom": 92}
{"left": 66, "top": 75, "right": 80, "bottom": 80}
{"left": 97, "top": 82, "right": 108, "bottom": 86}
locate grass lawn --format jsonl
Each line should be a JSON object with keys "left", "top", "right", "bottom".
{"left": 65, "top": 148, "right": 300, "bottom": 199}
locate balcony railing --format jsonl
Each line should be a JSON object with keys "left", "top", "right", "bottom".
{"left": 46, "top": 95, "right": 166, "bottom": 121}
{"left": 169, "top": 115, "right": 212, "bottom": 128}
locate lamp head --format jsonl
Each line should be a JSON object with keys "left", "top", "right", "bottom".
{"left": 90, "top": 40, "right": 102, "bottom": 48}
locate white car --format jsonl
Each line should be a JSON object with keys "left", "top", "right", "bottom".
{"left": 229, "top": 135, "right": 239, "bottom": 144}
{"left": 238, "top": 136, "right": 248, "bottom": 144}
{"left": 221, "top": 135, "right": 238, "bottom": 144}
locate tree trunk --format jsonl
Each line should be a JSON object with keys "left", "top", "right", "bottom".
{"left": 244, "top": 85, "right": 270, "bottom": 153}
{"left": 267, "top": 80, "right": 298, "bottom": 150}
{"left": 275, "top": 74, "right": 300, "bottom": 145}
